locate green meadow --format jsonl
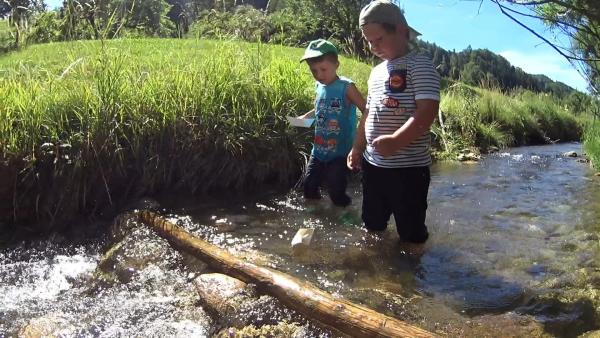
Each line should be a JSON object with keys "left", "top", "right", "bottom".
{"left": 0, "top": 38, "right": 585, "bottom": 228}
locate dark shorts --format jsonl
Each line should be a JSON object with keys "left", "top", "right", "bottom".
{"left": 361, "top": 159, "right": 430, "bottom": 243}
{"left": 303, "top": 156, "right": 351, "bottom": 207}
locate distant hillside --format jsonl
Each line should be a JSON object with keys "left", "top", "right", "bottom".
{"left": 418, "top": 41, "right": 577, "bottom": 98}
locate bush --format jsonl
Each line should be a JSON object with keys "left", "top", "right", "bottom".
{"left": 189, "top": 6, "right": 272, "bottom": 42}
{"left": 27, "top": 11, "right": 63, "bottom": 44}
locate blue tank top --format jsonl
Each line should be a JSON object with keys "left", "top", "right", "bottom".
{"left": 312, "top": 77, "right": 357, "bottom": 162}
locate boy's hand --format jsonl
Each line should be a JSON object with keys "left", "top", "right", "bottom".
{"left": 347, "top": 148, "right": 363, "bottom": 170}
{"left": 372, "top": 135, "right": 399, "bottom": 157}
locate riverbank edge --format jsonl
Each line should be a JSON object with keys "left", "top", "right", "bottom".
{"left": 2, "top": 139, "right": 590, "bottom": 239}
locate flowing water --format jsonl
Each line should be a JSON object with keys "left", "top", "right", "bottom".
{"left": 1, "top": 143, "right": 599, "bottom": 337}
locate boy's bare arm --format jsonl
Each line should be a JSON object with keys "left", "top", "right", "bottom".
{"left": 346, "top": 83, "right": 368, "bottom": 170}
{"left": 372, "top": 99, "right": 439, "bottom": 157}
{"left": 347, "top": 108, "right": 369, "bottom": 170}
{"left": 346, "top": 83, "right": 366, "bottom": 114}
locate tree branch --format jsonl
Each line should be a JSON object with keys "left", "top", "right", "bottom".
{"left": 491, "top": 0, "right": 598, "bottom": 62}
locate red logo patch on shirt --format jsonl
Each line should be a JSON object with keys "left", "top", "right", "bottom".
{"left": 388, "top": 69, "right": 407, "bottom": 93}
{"left": 381, "top": 97, "right": 400, "bottom": 108}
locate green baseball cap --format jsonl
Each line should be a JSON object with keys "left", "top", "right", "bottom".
{"left": 359, "top": 0, "right": 421, "bottom": 41}
{"left": 300, "top": 39, "right": 338, "bottom": 62}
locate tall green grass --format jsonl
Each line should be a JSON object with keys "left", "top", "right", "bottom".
{"left": 433, "top": 82, "right": 581, "bottom": 158}
{"left": 0, "top": 38, "right": 369, "bottom": 227}
{"left": 584, "top": 120, "right": 600, "bottom": 168}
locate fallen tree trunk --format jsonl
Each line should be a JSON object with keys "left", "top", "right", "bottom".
{"left": 138, "top": 210, "right": 436, "bottom": 338}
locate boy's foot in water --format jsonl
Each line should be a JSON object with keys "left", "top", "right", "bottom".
{"left": 398, "top": 240, "right": 427, "bottom": 257}
{"left": 338, "top": 209, "right": 361, "bottom": 226}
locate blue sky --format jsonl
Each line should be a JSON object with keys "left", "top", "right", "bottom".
{"left": 401, "top": 0, "right": 588, "bottom": 92}
{"left": 44, "top": 0, "right": 588, "bottom": 92}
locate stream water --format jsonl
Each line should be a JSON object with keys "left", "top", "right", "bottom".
{"left": 1, "top": 142, "right": 598, "bottom": 337}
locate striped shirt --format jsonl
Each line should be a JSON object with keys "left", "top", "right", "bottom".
{"left": 365, "top": 52, "right": 440, "bottom": 168}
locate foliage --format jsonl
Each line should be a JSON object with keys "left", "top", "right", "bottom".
{"left": 190, "top": 5, "right": 271, "bottom": 41}
{"left": 189, "top": 1, "right": 326, "bottom": 47}
{"left": 0, "top": 39, "right": 319, "bottom": 225}
{"left": 122, "top": 0, "right": 175, "bottom": 37}
{"left": 493, "top": 0, "right": 600, "bottom": 95}
{"left": 267, "top": 7, "right": 321, "bottom": 47}
{"left": 300, "top": 0, "right": 369, "bottom": 56}
{"left": 1, "top": 0, "right": 46, "bottom": 46}
{"left": 0, "top": 19, "right": 12, "bottom": 51}
{"left": 584, "top": 121, "right": 600, "bottom": 168}
{"left": 434, "top": 82, "right": 581, "bottom": 157}
{"left": 27, "top": 10, "right": 62, "bottom": 43}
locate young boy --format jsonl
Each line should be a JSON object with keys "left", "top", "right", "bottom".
{"left": 299, "top": 39, "right": 366, "bottom": 207}
{"left": 347, "top": 0, "right": 440, "bottom": 243}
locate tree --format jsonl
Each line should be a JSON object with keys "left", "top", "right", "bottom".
{"left": 490, "top": 0, "right": 600, "bottom": 95}
{"left": 166, "top": 0, "right": 189, "bottom": 37}
{"left": 2, "top": 0, "right": 46, "bottom": 45}
{"left": 123, "top": 0, "right": 174, "bottom": 36}
{"left": 300, "top": 0, "right": 370, "bottom": 56}
{"left": 461, "top": 61, "right": 484, "bottom": 86}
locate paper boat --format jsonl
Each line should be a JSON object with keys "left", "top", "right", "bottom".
{"left": 287, "top": 116, "right": 315, "bottom": 128}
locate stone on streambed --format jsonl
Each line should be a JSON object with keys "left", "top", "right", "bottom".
{"left": 236, "top": 249, "right": 279, "bottom": 268}
{"left": 194, "top": 273, "right": 256, "bottom": 327}
{"left": 580, "top": 330, "right": 600, "bottom": 338}
{"left": 457, "top": 150, "right": 481, "bottom": 162}
{"left": 98, "top": 213, "right": 209, "bottom": 285}
{"left": 563, "top": 151, "right": 578, "bottom": 157}
{"left": 96, "top": 226, "right": 174, "bottom": 284}
{"left": 214, "top": 322, "right": 306, "bottom": 338}
{"left": 462, "top": 313, "right": 546, "bottom": 338}
{"left": 18, "top": 314, "right": 73, "bottom": 338}
{"left": 194, "top": 273, "right": 311, "bottom": 332}
{"left": 108, "top": 198, "right": 160, "bottom": 242}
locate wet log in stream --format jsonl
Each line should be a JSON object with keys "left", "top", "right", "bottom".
{"left": 138, "top": 210, "right": 436, "bottom": 338}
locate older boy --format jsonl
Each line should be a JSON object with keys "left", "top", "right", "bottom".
{"left": 347, "top": 0, "right": 440, "bottom": 243}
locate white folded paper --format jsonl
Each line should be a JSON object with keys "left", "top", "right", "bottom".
{"left": 286, "top": 116, "right": 315, "bottom": 128}
{"left": 291, "top": 228, "right": 315, "bottom": 249}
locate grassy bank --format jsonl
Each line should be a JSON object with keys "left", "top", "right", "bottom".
{"left": 0, "top": 38, "right": 370, "bottom": 230}
{"left": 0, "top": 38, "right": 583, "bottom": 231}
{"left": 584, "top": 121, "right": 600, "bottom": 168}
{"left": 434, "top": 83, "right": 582, "bottom": 158}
